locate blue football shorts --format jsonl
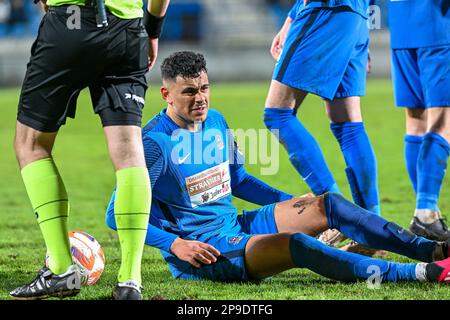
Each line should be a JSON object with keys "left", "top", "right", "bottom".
{"left": 165, "top": 203, "right": 278, "bottom": 282}
{"left": 391, "top": 45, "right": 450, "bottom": 108}
{"left": 273, "top": 6, "right": 369, "bottom": 100}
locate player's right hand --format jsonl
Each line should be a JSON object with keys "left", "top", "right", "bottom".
{"left": 270, "top": 18, "right": 292, "bottom": 61}
{"left": 170, "top": 238, "right": 221, "bottom": 268}
{"left": 148, "top": 38, "right": 159, "bottom": 71}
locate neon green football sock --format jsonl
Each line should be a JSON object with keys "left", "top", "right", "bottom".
{"left": 21, "top": 158, "right": 73, "bottom": 274}
{"left": 115, "top": 167, "right": 151, "bottom": 285}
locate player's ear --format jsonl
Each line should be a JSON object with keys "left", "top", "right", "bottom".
{"left": 160, "top": 86, "right": 171, "bottom": 104}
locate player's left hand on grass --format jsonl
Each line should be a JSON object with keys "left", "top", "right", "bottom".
{"left": 170, "top": 237, "right": 221, "bottom": 268}
{"left": 148, "top": 38, "right": 159, "bottom": 71}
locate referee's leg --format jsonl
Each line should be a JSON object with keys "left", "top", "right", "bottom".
{"left": 11, "top": 122, "right": 77, "bottom": 299}
{"left": 103, "top": 125, "right": 151, "bottom": 300}
{"left": 14, "top": 123, "right": 73, "bottom": 276}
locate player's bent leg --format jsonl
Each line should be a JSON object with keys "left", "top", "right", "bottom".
{"left": 245, "top": 232, "right": 450, "bottom": 283}
{"left": 412, "top": 107, "right": 450, "bottom": 241}
{"left": 324, "top": 192, "right": 445, "bottom": 262}
{"left": 273, "top": 194, "right": 328, "bottom": 236}
{"left": 264, "top": 80, "right": 339, "bottom": 195}
{"left": 245, "top": 233, "right": 295, "bottom": 280}
{"left": 327, "top": 98, "right": 380, "bottom": 215}
{"left": 104, "top": 125, "right": 150, "bottom": 300}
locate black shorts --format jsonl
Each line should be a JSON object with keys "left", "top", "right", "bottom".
{"left": 17, "top": 4, "right": 149, "bottom": 132}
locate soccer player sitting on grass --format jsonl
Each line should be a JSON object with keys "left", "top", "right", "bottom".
{"left": 106, "top": 51, "right": 450, "bottom": 285}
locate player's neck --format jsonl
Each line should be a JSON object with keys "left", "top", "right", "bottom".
{"left": 166, "top": 107, "right": 200, "bottom": 132}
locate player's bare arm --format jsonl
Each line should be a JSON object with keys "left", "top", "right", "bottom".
{"left": 145, "top": 0, "right": 171, "bottom": 69}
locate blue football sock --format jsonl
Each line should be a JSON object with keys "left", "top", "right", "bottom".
{"left": 324, "top": 192, "right": 438, "bottom": 262}
{"left": 289, "top": 233, "right": 418, "bottom": 282}
{"left": 404, "top": 134, "right": 423, "bottom": 194}
{"left": 330, "top": 122, "right": 380, "bottom": 214}
{"left": 416, "top": 132, "right": 450, "bottom": 211}
{"left": 264, "top": 108, "right": 339, "bottom": 195}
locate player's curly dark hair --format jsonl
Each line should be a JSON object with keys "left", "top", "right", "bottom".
{"left": 161, "top": 51, "right": 207, "bottom": 81}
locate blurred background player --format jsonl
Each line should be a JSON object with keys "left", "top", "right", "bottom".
{"left": 106, "top": 51, "right": 450, "bottom": 286}
{"left": 263, "top": 0, "right": 380, "bottom": 249}
{"left": 388, "top": 0, "right": 450, "bottom": 241}
{"left": 10, "top": 0, "right": 170, "bottom": 300}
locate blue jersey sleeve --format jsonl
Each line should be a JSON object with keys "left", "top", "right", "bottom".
{"left": 231, "top": 166, "right": 293, "bottom": 205}
{"left": 145, "top": 221, "right": 179, "bottom": 253}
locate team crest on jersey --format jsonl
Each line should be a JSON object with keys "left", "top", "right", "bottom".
{"left": 185, "top": 161, "right": 231, "bottom": 208}
{"left": 216, "top": 135, "right": 224, "bottom": 150}
{"left": 228, "top": 236, "right": 244, "bottom": 245}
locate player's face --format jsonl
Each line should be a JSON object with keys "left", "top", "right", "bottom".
{"left": 162, "top": 71, "right": 210, "bottom": 129}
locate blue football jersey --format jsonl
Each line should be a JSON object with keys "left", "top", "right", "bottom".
{"left": 388, "top": 0, "right": 450, "bottom": 49}
{"left": 289, "top": 0, "right": 370, "bottom": 19}
{"left": 141, "top": 109, "right": 246, "bottom": 243}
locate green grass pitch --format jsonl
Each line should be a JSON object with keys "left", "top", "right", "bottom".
{"left": 0, "top": 79, "right": 449, "bottom": 300}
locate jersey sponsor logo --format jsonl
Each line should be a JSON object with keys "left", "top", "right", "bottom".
{"left": 125, "top": 93, "right": 145, "bottom": 105}
{"left": 185, "top": 161, "right": 231, "bottom": 207}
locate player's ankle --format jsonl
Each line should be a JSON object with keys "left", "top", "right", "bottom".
{"left": 415, "top": 208, "right": 441, "bottom": 224}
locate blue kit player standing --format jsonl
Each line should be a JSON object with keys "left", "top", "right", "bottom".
{"left": 264, "top": 0, "right": 381, "bottom": 249}
{"left": 388, "top": 0, "right": 450, "bottom": 241}
{"left": 106, "top": 51, "right": 450, "bottom": 286}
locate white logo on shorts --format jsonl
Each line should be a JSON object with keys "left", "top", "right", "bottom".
{"left": 125, "top": 93, "right": 145, "bottom": 105}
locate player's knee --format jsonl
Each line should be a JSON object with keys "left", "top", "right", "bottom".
{"left": 322, "top": 192, "right": 350, "bottom": 228}
{"left": 427, "top": 127, "right": 450, "bottom": 144}
{"left": 263, "top": 107, "right": 295, "bottom": 130}
{"left": 108, "top": 143, "right": 145, "bottom": 170}
{"left": 104, "top": 126, "right": 145, "bottom": 169}
{"left": 14, "top": 136, "right": 52, "bottom": 168}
